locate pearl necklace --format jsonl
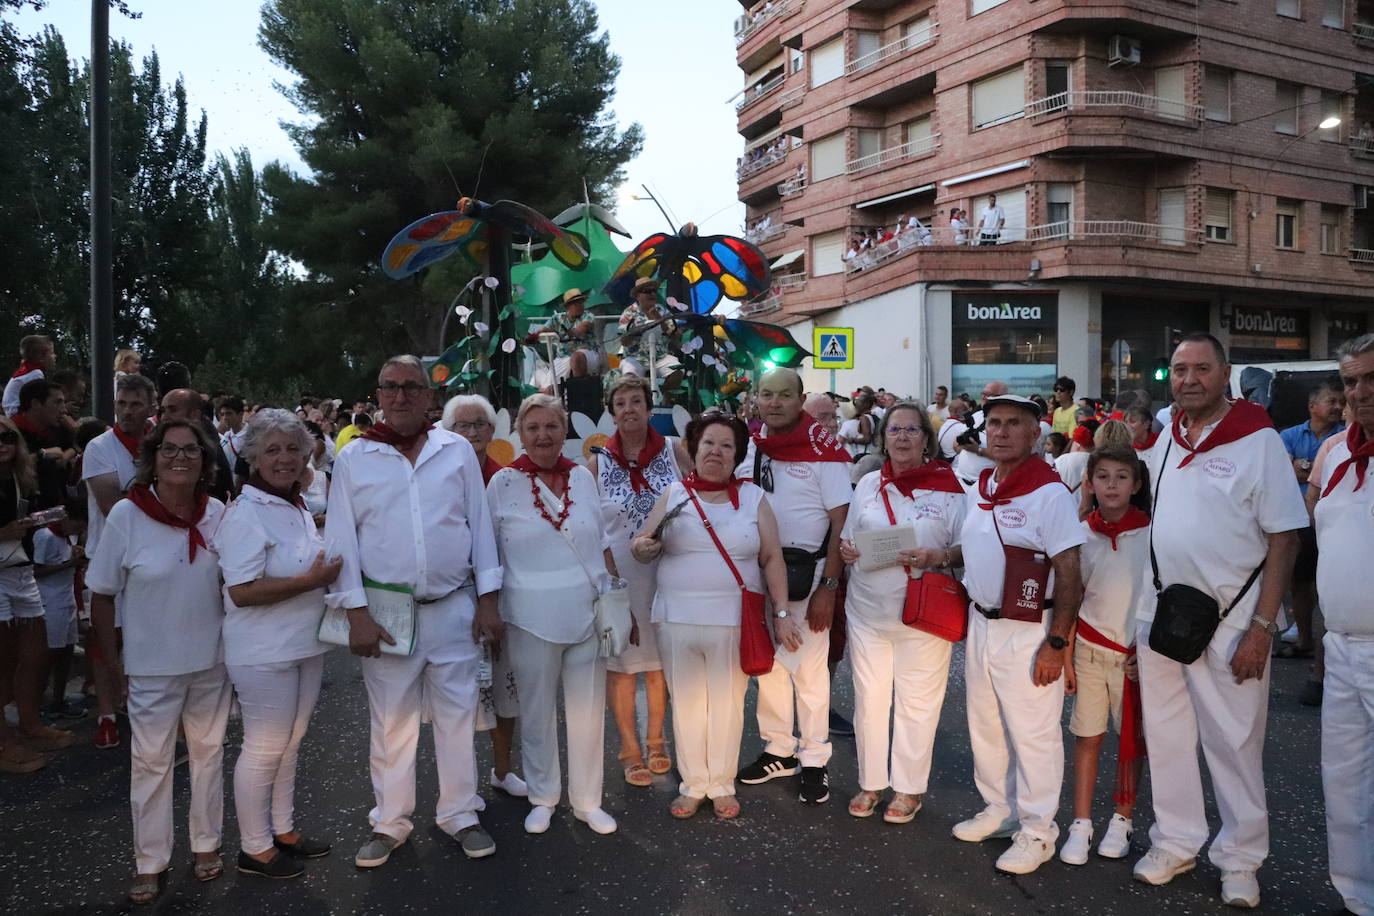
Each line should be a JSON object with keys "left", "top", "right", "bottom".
{"left": 528, "top": 470, "right": 572, "bottom": 530}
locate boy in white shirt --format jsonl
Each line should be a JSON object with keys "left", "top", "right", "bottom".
{"left": 33, "top": 508, "right": 86, "bottom": 720}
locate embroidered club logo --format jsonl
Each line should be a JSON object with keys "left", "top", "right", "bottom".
{"left": 1203, "top": 457, "right": 1236, "bottom": 479}
{"left": 997, "top": 507, "right": 1027, "bottom": 528}
{"left": 786, "top": 464, "right": 812, "bottom": 480}
{"left": 915, "top": 500, "right": 944, "bottom": 520}
{"left": 1020, "top": 578, "right": 1040, "bottom": 604}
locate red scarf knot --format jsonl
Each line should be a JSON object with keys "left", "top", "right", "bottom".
{"left": 683, "top": 470, "right": 741, "bottom": 508}
{"left": 976, "top": 458, "right": 1066, "bottom": 510}
{"left": 752, "top": 411, "right": 850, "bottom": 464}
{"left": 511, "top": 454, "right": 577, "bottom": 530}
{"left": 111, "top": 423, "right": 147, "bottom": 460}
{"left": 602, "top": 427, "right": 667, "bottom": 493}
{"left": 1133, "top": 430, "right": 1160, "bottom": 452}
{"left": 879, "top": 459, "right": 963, "bottom": 498}
{"left": 1322, "top": 424, "right": 1374, "bottom": 498}
{"left": 1086, "top": 506, "right": 1150, "bottom": 550}
{"left": 361, "top": 422, "right": 435, "bottom": 452}
{"left": 126, "top": 484, "right": 210, "bottom": 563}
{"left": 1170, "top": 399, "right": 1273, "bottom": 468}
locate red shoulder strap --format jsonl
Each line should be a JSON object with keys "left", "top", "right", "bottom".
{"left": 685, "top": 487, "right": 746, "bottom": 592}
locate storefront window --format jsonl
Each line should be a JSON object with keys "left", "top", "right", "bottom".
{"left": 951, "top": 293, "right": 1058, "bottom": 397}
{"left": 1228, "top": 305, "right": 1310, "bottom": 363}
{"left": 1329, "top": 311, "right": 1370, "bottom": 358}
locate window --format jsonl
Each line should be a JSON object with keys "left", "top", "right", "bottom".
{"left": 1203, "top": 68, "right": 1231, "bottom": 122}
{"left": 1320, "top": 206, "right": 1343, "bottom": 253}
{"left": 1157, "top": 188, "right": 1186, "bottom": 245}
{"left": 971, "top": 67, "right": 1025, "bottom": 129}
{"left": 971, "top": 0, "right": 1011, "bottom": 14}
{"left": 809, "top": 132, "right": 846, "bottom": 182}
{"left": 972, "top": 188, "right": 1027, "bottom": 241}
{"left": 1275, "top": 199, "right": 1300, "bottom": 249}
{"left": 1275, "top": 82, "right": 1300, "bottom": 134}
{"left": 904, "top": 115, "right": 933, "bottom": 151}
{"left": 1320, "top": 90, "right": 1344, "bottom": 141}
{"left": 855, "top": 128, "right": 882, "bottom": 162}
{"left": 812, "top": 229, "right": 847, "bottom": 276}
{"left": 1047, "top": 184, "right": 1073, "bottom": 237}
{"left": 1205, "top": 189, "right": 1233, "bottom": 242}
{"left": 1277, "top": 0, "right": 1301, "bottom": 17}
{"left": 810, "top": 38, "right": 844, "bottom": 89}
{"left": 789, "top": 48, "right": 804, "bottom": 74}
{"left": 1154, "top": 67, "right": 1188, "bottom": 121}
{"left": 1322, "top": 0, "right": 1344, "bottom": 26}
{"left": 904, "top": 14, "right": 933, "bottom": 46}
{"left": 1045, "top": 62, "right": 1071, "bottom": 111}
{"left": 853, "top": 30, "right": 881, "bottom": 65}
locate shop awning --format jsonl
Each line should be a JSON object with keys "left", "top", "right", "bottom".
{"left": 771, "top": 249, "right": 804, "bottom": 269}
{"left": 855, "top": 184, "right": 935, "bottom": 210}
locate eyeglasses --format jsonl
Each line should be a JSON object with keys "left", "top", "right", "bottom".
{"left": 886, "top": 425, "right": 925, "bottom": 438}
{"left": 454, "top": 420, "right": 492, "bottom": 432}
{"left": 0, "top": 430, "right": 18, "bottom": 445}
{"left": 157, "top": 444, "right": 204, "bottom": 459}
{"left": 377, "top": 381, "right": 428, "bottom": 397}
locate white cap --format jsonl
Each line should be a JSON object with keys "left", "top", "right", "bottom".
{"left": 984, "top": 394, "right": 1044, "bottom": 419}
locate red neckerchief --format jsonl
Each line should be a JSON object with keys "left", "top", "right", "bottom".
{"left": 10, "top": 361, "right": 42, "bottom": 379}
{"left": 511, "top": 454, "right": 577, "bottom": 529}
{"left": 361, "top": 422, "right": 434, "bottom": 452}
{"left": 511, "top": 454, "right": 576, "bottom": 482}
{"left": 245, "top": 472, "right": 306, "bottom": 509}
{"left": 10, "top": 414, "right": 45, "bottom": 438}
{"left": 602, "top": 427, "right": 667, "bottom": 493}
{"left": 1086, "top": 506, "right": 1150, "bottom": 550}
{"left": 1072, "top": 426, "right": 1093, "bottom": 449}
{"left": 880, "top": 459, "right": 963, "bottom": 497}
{"left": 683, "top": 470, "right": 741, "bottom": 509}
{"left": 126, "top": 484, "right": 210, "bottom": 563}
{"left": 111, "top": 423, "right": 145, "bottom": 460}
{"left": 977, "top": 458, "right": 1066, "bottom": 509}
{"left": 1133, "top": 430, "right": 1160, "bottom": 451}
{"left": 1075, "top": 619, "right": 1146, "bottom": 805}
{"left": 1322, "top": 424, "right": 1374, "bottom": 498}
{"left": 752, "top": 412, "right": 850, "bottom": 463}
{"left": 480, "top": 455, "right": 505, "bottom": 486}
{"left": 1170, "top": 399, "right": 1273, "bottom": 468}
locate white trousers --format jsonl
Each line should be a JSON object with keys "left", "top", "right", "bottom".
{"left": 848, "top": 613, "right": 952, "bottom": 794}
{"left": 660, "top": 623, "right": 747, "bottom": 799}
{"left": 506, "top": 624, "right": 606, "bottom": 812}
{"left": 1323, "top": 631, "right": 1374, "bottom": 915}
{"left": 1137, "top": 620, "right": 1269, "bottom": 871}
{"left": 755, "top": 593, "right": 832, "bottom": 767}
{"left": 227, "top": 654, "right": 324, "bottom": 855}
{"left": 127, "top": 664, "right": 232, "bottom": 874}
{"left": 965, "top": 610, "right": 1064, "bottom": 843}
{"left": 360, "top": 590, "right": 480, "bottom": 842}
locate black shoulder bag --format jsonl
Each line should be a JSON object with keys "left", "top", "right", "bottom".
{"left": 756, "top": 448, "right": 833, "bottom": 602}
{"left": 1147, "top": 436, "right": 1264, "bottom": 664}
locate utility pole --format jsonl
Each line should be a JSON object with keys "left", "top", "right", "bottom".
{"left": 89, "top": 0, "right": 114, "bottom": 423}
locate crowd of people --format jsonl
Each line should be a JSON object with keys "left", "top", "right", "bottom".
{"left": 841, "top": 196, "right": 1010, "bottom": 272}
{"left": 1, "top": 328, "right": 1371, "bottom": 914}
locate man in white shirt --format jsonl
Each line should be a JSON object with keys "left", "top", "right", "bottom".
{"left": 217, "top": 396, "right": 246, "bottom": 470}
{"left": 953, "top": 394, "right": 1084, "bottom": 875}
{"left": 1311, "top": 332, "right": 1374, "bottom": 916}
{"left": 325, "top": 355, "right": 504, "bottom": 868}
{"left": 977, "top": 194, "right": 1006, "bottom": 246}
{"left": 953, "top": 381, "right": 1009, "bottom": 486}
{"left": 3, "top": 334, "right": 55, "bottom": 416}
{"left": 1133, "top": 334, "right": 1307, "bottom": 909}
{"left": 928, "top": 386, "right": 951, "bottom": 429}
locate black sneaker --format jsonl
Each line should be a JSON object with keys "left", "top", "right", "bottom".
{"left": 828, "top": 710, "right": 854, "bottom": 736}
{"left": 799, "top": 766, "right": 830, "bottom": 804}
{"left": 236, "top": 850, "right": 304, "bottom": 879}
{"left": 738, "top": 752, "right": 800, "bottom": 785}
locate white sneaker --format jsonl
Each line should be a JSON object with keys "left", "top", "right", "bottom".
{"left": 952, "top": 807, "right": 1019, "bottom": 842}
{"left": 1058, "top": 818, "right": 1093, "bottom": 866}
{"left": 491, "top": 768, "right": 528, "bottom": 797}
{"left": 996, "top": 831, "right": 1054, "bottom": 875}
{"left": 1220, "top": 870, "right": 1260, "bottom": 908}
{"left": 1280, "top": 622, "right": 1299, "bottom": 644}
{"left": 1097, "top": 814, "right": 1133, "bottom": 859}
{"left": 523, "top": 804, "right": 554, "bottom": 834}
{"left": 573, "top": 807, "right": 618, "bottom": 835}
{"left": 1133, "top": 846, "right": 1196, "bottom": 885}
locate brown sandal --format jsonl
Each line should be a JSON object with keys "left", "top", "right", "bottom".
{"left": 619, "top": 752, "right": 652, "bottom": 787}
{"left": 0, "top": 741, "right": 47, "bottom": 774}
{"left": 712, "top": 795, "right": 740, "bottom": 819}
{"left": 129, "top": 872, "right": 165, "bottom": 905}
{"left": 192, "top": 853, "right": 223, "bottom": 882}
{"left": 670, "top": 795, "right": 703, "bottom": 819}
{"left": 646, "top": 740, "right": 672, "bottom": 775}
{"left": 884, "top": 793, "right": 922, "bottom": 824}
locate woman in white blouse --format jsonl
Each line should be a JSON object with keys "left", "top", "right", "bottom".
{"left": 487, "top": 394, "right": 620, "bottom": 836}
{"left": 215, "top": 409, "right": 341, "bottom": 880}
{"left": 632, "top": 414, "right": 790, "bottom": 820}
{"left": 87, "top": 419, "right": 231, "bottom": 905}
{"left": 839, "top": 402, "right": 968, "bottom": 825}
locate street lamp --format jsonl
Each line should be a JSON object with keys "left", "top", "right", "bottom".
{"left": 1246, "top": 115, "right": 1343, "bottom": 269}
{"left": 620, "top": 183, "right": 677, "bottom": 230}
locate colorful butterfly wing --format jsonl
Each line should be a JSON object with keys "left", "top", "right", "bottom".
{"left": 489, "top": 200, "right": 589, "bottom": 270}
{"left": 672, "top": 234, "right": 772, "bottom": 314}
{"left": 721, "top": 319, "right": 811, "bottom": 368}
{"left": 381, "top": 211, "right": 487, "bottom": 279}
{"left": 428, "top": 341, "right": 467, "bottom": 387}
{"left": 604, "top": 233, "right": 673, "bottom": 305}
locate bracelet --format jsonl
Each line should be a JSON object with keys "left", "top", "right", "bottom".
{"left": 1249, "top": 613, "right": 1280, "bottom": 636}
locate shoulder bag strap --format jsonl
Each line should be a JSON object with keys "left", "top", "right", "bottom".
{"left": 879, "top": 481, "right": 914, "bottom": 575}
{"left": 685, "top": 486, "right": 746, "bottom": 592}
{"left": 535, "top": 475, "right": 602, "bottom": 596}
{"left": 1148, "top": 437, "right": 1172, "bottom": 593}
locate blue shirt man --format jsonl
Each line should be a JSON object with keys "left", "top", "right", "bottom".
{"left": 1278, "top": 384, "right": 1345, "bottom": 494}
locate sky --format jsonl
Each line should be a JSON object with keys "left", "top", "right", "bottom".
{"left": 12, "top": 0, "right": 746, "bottom": 245}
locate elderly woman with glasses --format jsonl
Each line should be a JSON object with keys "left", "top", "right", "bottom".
{"left": 214, "top": 409, "right": 341, "bottom": 880}
{"left": 87, "top": 419, "right": 232, "bottom": 904}
{"left": 838, "top": 402, "right": 967, "bottom": 825}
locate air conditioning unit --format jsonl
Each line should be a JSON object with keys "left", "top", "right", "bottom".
{"left": 1357, "top": 186, "right": 1370, "bottom": 209}
{"left": 1108, "top": 35, "right": 1142, "bottom": 67}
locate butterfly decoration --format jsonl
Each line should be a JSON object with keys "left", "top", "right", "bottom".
{"left": 673, "top": 314, "right": 811, "bottom": 370}
{"left": 604, "top": 222, "right": 771, "bottom": 314}
{"left": 381, "top": 197, "right": 589, "bottom": 280}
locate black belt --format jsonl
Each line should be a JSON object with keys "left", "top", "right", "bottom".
{"left": 416, "top": 580, "right": 474, "bottom": 606}
{"left": 974, "top": 600, "right": 1053, "bottom": 620}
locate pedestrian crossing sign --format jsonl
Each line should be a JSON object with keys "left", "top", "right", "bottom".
{"left": 813, "top": 327, "right": 854, "bottom": 369}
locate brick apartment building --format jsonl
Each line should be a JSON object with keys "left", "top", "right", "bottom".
{"left": 730, "top": 0, "right": 1374, "bottom": 401}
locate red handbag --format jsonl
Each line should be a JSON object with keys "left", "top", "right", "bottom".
{"left": 880, "top": 486, "right": 969, "bottom": 642}
{"left": 685, "top": 488, "right": 775, "bottom": 676}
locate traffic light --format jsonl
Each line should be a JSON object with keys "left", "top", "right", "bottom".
{"left": 1152, "top": 358, "right": 1169, "bottom": 382}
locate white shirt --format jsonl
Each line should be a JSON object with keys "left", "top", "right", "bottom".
{"left": 2, "top": 368, "right": 42, "bottom": 416}
{"left": 85, "top": 496, "right": 226, "bottom": 676}
{"left": 978, "top": 205, "right": 1005, "bottom": 234}
{"left": 937, "top": 417, "right": 967, "bottom": 460}
{"left": 960, "top": 473, "right": 1085, "bottom": 610}
{"left": 220, "top": 427, "right": 246, "bottom": 468}
{"left": 842, "top": 471, "right": 967, "bottom": 626}
{"left": 81, "top": 428, "right": 140, "bottom": 557}
{"left": 652, "top": 481, "right": 765, "bottom": 627}
{"left": 1141, "top": 423, "right": 1309, "bottom": 633}
{"left": 215, "top": 485, "right": 328, "bottom": 666}
{"left": 323, "top": 429, "right": 501, "bottom": 610}
{"left": 1314, "top": 439, "right": 1374, "bottom": 636}
{"left": 301, "top": 467, "right": 328, "bottom": 516}
{"left": 952, "top": 411, "right": 996, "bottom": 484}
{"left": 32, "top": 528, "right": 77, "bottom": 617}
{"left": 839, "top": 416, "right": 873, "bottom": 458}
{"left": 1055, "top": 451, "right": 1090, "bottom": 493}
{"left": 1078, "top": 522, "right": 1151, "bottom": 647}
{"left": 738, "top": 440, "right": 851, "bottom": 553}
{"left": 928, "top": 404, "right": 951, "bottom": 423}
{"left": 951, "top": 217, "right": 968, "bottom": 243}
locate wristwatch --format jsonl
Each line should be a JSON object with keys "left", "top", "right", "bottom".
{"left": 1046, "top": 635, "right": 1068, "bottom": 651}
{"left": 1250, "top": 614, "right": 1280, "bottom": 636}
{"left": 775, "top": 609, "right": 790, "bottom": 619}
{"left": 820, "top": 576, "right": 841, "bottom": 591}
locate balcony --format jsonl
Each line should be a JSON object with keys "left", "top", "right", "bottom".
{"left": 737, "top": 74, "right": 785, "bottom": 113}
{"left": 1350, "top": 248, "right": 1374, "bottom": 266}
{"left": 1352, "top": 138, "right": 1374, "bottom": 159}
{"left": 740, "top": 291, "right": 782, "bottom": 317}
{"left": 737, "top": 144, "right": 789, "bottom": 181}
{"left": 1026, "top": 91, "right": 1203, "bottom": 124}
{"left": 845, "top": 23, "right": 937, "bottom": 78}
{"left": 778, "top": 175, "right": 807, "bottom": 197}
{"left": 775, "top": 271, "right": 808, "bottom": 290}
{"left": 779, "top": 85, "right": 805, "bottom": 111}
{"left": 1355, "top": 21, "right": 1374, "bottom": 42}
{"left": 745, "top": 219, "right": 786, "bottom": 244}
{"left": 734, "top": 0, "right": 796, "bottom": 46}
{"left": 846, "top": 134, "right": 940, "bottom": 176}
{"left": 1025, "top": 220, "right": 1203, "bottom": 244}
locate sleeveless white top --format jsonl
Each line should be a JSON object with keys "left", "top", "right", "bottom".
{"left": 652, "top": 481, "right": 764, "bottom": 627}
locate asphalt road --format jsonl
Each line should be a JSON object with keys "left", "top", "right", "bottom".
{"left": 0, "top": 645, "right": 1336, "bottom": 915}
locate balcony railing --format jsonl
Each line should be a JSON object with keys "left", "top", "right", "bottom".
{"left": 736, "top": 74, "right": 785, "bottom": 113}
{"left": 1350, "top": 248, "right": 1374, "bottom": 265}
{"left": 1354, "top": 21, "right": 1374, "bottom": 41}
{"left": 775, "top": 271, "right": 808, "bottom": 290}
{"left": 737, "top": 146, "right": 789, "bottom": 181}
{"left": 734, "top": 0, "right": 795, "bottom": 45}
{"left": 1026, "top": 90, "right": 1204, "bottom": 122}
{"left": 844, "top": 24, "right": 938, "bottom": 76}
{"left": 1351, "top": 138, "right": 1374, "bottom": 158}
{"left": 779, "top": 85, "right": 805, "bottom": 110}
{"left": 846, "top": 134, "right": 940, "bottom": 174}
{"left": 778, "top": 175, "right": 806, "bottom": 197}
{"left": 1025, "top": 220, "right": 1204, "bottom": 244}
{"left": 740, "top": 292, "right": 782, "bottom": 317}
{"left": 745, "top": 221, "right": 786, "bottom": 243}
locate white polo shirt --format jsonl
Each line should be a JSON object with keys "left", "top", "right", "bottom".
{"left": 960, "top": 475, "right": 1085, "bottom": 610}
{"left": 738, "top": 441, "right": 851, "bottom": 554}
{"left": 951, "top": 410, "right": 995, "bottom": 484}
{"left": 80, "top": 429, "right": 140, "bottom": 557}
{"left": 1314, "top": 440, "right": 1374, "bottom": 636}
{"left": 215, "top": 485, "right": 329, "bottom": 666}
{"left": 1141, "top": 424, "right": 1308, "bottom": 634}
{"left": 1078, "top": 522, "right": 1151, "bottom": 647}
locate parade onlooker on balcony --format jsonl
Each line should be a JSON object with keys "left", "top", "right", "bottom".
{"left": 950, "top": 208, "right": 969, "bottom": 245}
{"left": 977, "top": 195, "right": 1005, "bottom": 246}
